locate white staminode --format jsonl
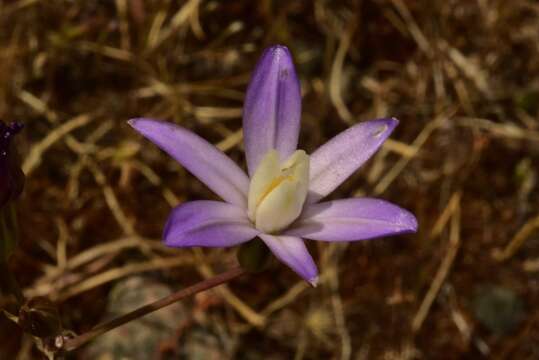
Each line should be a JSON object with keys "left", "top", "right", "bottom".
{"left": 248, "top": 149, "right": 310, "bottom": 233}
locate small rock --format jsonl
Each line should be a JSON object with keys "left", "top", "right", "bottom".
{"left": 472, "top": 285, "right": 524, "bottom": 335}
{"left": 84, "top": 276, "right": 187, "bottom": 359}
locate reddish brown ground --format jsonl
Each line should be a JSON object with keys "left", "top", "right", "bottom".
{"left": 0, "top": 1, "right": 538, "bottom": 359}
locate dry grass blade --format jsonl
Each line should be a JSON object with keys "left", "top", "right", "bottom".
{"left": 17, "top": 90, "right": 58, "bottom": 122}
{"left": 22, "top": 114, "right": 93, "bottom": 175}
{"left": 492, "top": 213, "right": 539, "bottom": 262}
{"left": 216, "top": 128, "right": 243, "bottom": 152}
{"left": 194, "top": 250, "right": 266, "bottom": 328}
{"left": 193, "top": 106, "right": 243, "bottom": 123}
{"left": 86, "top": 158, "right": 137, "bottom": 236}
{"left": 54, "top": 217, "right": 69, "bottom": 269}
{"left": 444, "top": 43, "right": 490, "bottom": 95}
{"left": 412, "top": 193, "right": 461, "bottom": 332}
{"left": 261, "top": 281, "right": 310, "bottom": 317}
{"left": 329, "top": 24, "right": 354, "bottom": 124}
{"left": 148, "top": 0, "right": 202, "bottom": 50}
{"left": 115, "top": 0, "right": 131, "bottom": 51}
{"left": 373, "top": 114, "right": 445, "bottom": 195}
{"left": 54, "top": 255, "right": 199, "bottom": 302}
{"left": 32, "top": 237, "right": 163, "bottom": 287}
{"left": 383, "top": 139, "right": 419, "bottom": 158}
{"left": 75, "top": 42, "right": 134, "bottom": 62}
{"left": 391, "top": 0, "right": 431, "bottom": 55}
{"left": 456, "top": 117, "right": 539, "bottom": 142}
{"left": 430, "top": 192, "right": 463, "bottom": 240}
{"left": 0, "top": 0, "right": 40, "bottom": 17}
{"left": 326, "top": 244, "right": 352, "bottom": 360}
{"left": 523, "top": 258, "right": 539, "bottom": 272}
{"left": 129, "top": 160, "right": 181, "bottom": 207}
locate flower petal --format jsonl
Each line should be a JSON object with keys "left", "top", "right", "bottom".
{"left": 164, "top": 201, "right": 260, "bottom": 247}
{"left": 129, "top": 118, "right": 249, "bottom": 207}
{"left": 243, "top": 45, "right": 301, "bottom": 176}
{"left": 285, "top": 198, "right": 417, "bottom": 241}
{"left": 307, "top": 118, "right": 398, "bottom": 204}
{"left": 259, "top": 234, "right": 318, "bottom": 286}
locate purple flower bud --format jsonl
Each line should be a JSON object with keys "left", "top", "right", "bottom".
{"left": 0, "top": 121, "right": 24, "bottom": 209}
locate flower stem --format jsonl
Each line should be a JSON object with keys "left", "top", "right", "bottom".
{"left": 60, "top": 265, "right": 246, "bottom": 352}
{"left": 0, "top": 261, "right": 24, "bottom": 306}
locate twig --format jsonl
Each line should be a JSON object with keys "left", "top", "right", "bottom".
{"left": 60, "top": 265, "right": 246, "bottom": 352}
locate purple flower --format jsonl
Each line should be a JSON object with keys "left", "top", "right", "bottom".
{"left": 0, "top": 121, "right": 24, "bottom": 209}
{"left": 129, "top": 45, "right": 417, "bottom": 286}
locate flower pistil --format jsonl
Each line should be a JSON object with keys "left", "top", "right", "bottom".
{"left": 248, "top": 149, "right": 309, "bottom": 233}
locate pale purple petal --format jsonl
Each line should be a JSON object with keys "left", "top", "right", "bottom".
{"left": 243, "top": 45, "right": 301, "bottom": 176}
{"left": 285, "top": 198, "right": 417, "bottom": 241}
{"left": 164, "top": 201, "right": 259, "bottom": 247}
{"left": 307, "top": 118, "right": 399, "bottom": 204}
{"left": 259, "top": 234, "right": 318, "bottom": 286}
{"left": 129, "top": 118, "right": 249, "bottom": 207}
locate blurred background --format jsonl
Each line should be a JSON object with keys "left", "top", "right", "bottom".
{"left": 1, "top": 0, "right": 538, "bottom": 358}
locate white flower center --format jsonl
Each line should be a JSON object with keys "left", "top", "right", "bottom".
{"left": 248, "top": 149, "right": 310, "bottom": 233}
